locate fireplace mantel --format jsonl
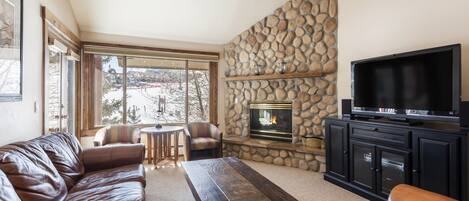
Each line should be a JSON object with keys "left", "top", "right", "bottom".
{"left": 223, "top": 71, "right": 322, "bottom": 81}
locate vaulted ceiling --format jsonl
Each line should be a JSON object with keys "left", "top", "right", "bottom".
{"left": 69, "top": 0, "right": 287, "bottom": 44}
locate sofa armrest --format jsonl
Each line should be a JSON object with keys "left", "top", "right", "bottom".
{"left": 82, "top": 144, "right": 145, "bottom": 172}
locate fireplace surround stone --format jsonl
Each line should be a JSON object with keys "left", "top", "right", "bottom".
{"left": 223, "top": 0, "right": 337, "bottom": 169}
{"left": 223, "top": 0, "right": 338, "bottom": 144}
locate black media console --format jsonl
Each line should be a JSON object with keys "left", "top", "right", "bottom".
{"left": 324, "top": 117, "right": 468, "bottom": 201}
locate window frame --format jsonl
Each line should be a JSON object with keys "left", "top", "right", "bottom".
{"left": 41, "top": 6, "right": 81, "bottom": 137}
{"left": 87, "top": 54, "right": 215, "bottom": 130}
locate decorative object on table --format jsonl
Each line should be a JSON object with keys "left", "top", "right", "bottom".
{"left": 93, "top": 125, "right": 141, "bottom": 146}
{"left": 301, "top": 135, "right": 322, "bottom": 148}
{"left": 184, "top": 122, "right": 223, "bottom": 161}
{"left": 0, "top": 0, "right": 22, "bottom": 102}
{"left": 154, "top": 95, "right": 166, "bottom": 129}
{"left": 276, "top": 61, "right": 287, "bottom": 74}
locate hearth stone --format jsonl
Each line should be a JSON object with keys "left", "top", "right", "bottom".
{"left": 223, "top": 136, "right": 325, "bottom": 172}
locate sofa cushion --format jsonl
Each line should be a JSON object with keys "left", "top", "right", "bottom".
{"left": 66, "top": 181, "right": 144, "bottom": 201}
{"left": 71, "top": 164, "right": 145, "bottom": 191}
{"left": 0, "top": 141, "right": 68, "bottom": 201}
{"left": 0, "top": 169, "right": 21, "bottom": 201}
{"left": 191, "top": 137, "right": 219, "bottom": 150}
{"left": 35, "top": 133, "right": 84, "bottom": 189}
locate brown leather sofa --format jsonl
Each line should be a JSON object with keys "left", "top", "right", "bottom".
{"left": 0, "top": 133, "right": 146, "bottom": 201}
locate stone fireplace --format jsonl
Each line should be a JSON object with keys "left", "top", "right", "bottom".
{"left": 222, "top": 0, "right": 337, "bottom": 171}
{"left": 250, "top": 103, "right": 293, "bottom": 142}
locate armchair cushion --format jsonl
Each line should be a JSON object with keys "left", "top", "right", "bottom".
{"left": 187, "top": 123, "right": 211, "bottom": 138}
{"left": 191, "top": 137, "right": 220, "bottom": 150}
{"left": 187, "top": 122, "right": 222, "bottom": 140}
{"left": 94, "top": 125, "right": 141, "bottom": 146}
{"left": 83, "top": 144, "right": 145, "bottom": 172}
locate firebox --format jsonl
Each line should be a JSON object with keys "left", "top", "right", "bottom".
{"left": 249, "top": 103, "right": 293, "bottom": 142}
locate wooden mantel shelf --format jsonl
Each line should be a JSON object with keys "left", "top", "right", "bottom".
{"left": 223, "top": 71, "right": 322, "bottom": 81}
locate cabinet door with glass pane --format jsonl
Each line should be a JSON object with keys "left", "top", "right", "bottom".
{"left": 376, "top": 146, "right": 410, "bottom": 198}
{"left": 350, "top": 140, "right": 376, "bottom": 192}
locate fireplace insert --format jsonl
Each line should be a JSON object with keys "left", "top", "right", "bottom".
{"left": 249, "top": 103, "right": 292, "bottom": 142}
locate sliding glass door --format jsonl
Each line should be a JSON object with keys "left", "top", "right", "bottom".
{"left": 45, "top": 46, "right": 76, "bottom": 134}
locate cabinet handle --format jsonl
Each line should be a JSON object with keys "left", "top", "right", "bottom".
{"left": 412, "top": 169, "right": 419, "bottom": 173}
{"left": 370, "top": 168, "right": 375, "bottom": 171}
{"left": 343, "top": 150, "right": 348, "bottom": 155}
{"left": 375, "top": 168, "right": 381, "bottom": 173}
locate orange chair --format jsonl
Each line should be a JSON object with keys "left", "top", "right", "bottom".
{"left": 388, "top": 184, "right": 457, "bottom": 201}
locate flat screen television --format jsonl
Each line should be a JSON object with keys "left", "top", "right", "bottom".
{"left": 351, "top": 44, "right": 461, "bottom": 122}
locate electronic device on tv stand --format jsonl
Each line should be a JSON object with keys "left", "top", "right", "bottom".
{"left": 350, "top": 44, "right": 461, "bottom": 125}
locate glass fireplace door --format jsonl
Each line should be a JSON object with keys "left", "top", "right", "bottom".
{"left": 249, "top": 103, "right": 292, "bottom": 142}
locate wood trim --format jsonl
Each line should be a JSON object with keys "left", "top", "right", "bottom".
{"left": 83, "top": 41, "right": 219, "bottom": 57}
{"left": 185, "top": 60, "right": 189, "bottom": 124}
{"left": 82, "top": 54, "right": 94, "bottom": 132}
{"left": 41, "top": 9, "right": 48, "bottom": 135}
{"left": 209, "top": 62, "right": 218, "bottom": 124}
{"left": 223, "top": 71, "right": 322, "bottom": 81}
{"left": 122, "top": 56, "right": 128, "bottom": 123}
{"left": 41, "top": 7, "right": 80, "bottom": 48}
{"left": 75, "top": 60, "right": 82, "bottom": 138}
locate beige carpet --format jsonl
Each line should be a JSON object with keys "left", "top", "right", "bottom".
{"left": 144, "top": 159, "right": 366, "bottom": 201}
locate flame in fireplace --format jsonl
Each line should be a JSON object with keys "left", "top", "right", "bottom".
{"left": 272, "top": 115, "right": 277, "bottom": 125}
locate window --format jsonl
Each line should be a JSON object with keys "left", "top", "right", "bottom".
{"left": 126, "top": 57, "right": 186, "bottom": 124}
{"left": 93, "top": 55, "right": 124, "bottom": 125}
{"left": 92, "top": 56, "right": 211, "bottom": 126}
{"left": 188, "top": 61, "right": 210, "bottom": 122}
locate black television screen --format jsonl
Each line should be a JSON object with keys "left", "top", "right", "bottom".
{"left": 352, "top": 44, "right": 461, "bottom": 121}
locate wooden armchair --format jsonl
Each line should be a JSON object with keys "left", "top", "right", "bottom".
{"left": 183, "top": 122, "right": 223, "bottom": 161}
{"left": 94, "top": 125, "right": 141, "bottom": 147}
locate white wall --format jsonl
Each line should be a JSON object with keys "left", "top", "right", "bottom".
{"left": 41, "top": 0, "right": 80, "bottom": 36}
{"left": 0, "top": 0, "right": 78, "bottom": 146}
{"left": 337, "top": 0, "right": 469, "bottom": 113}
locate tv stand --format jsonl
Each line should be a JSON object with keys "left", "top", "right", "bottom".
{"left": 324, "top": 117, "right": 468, "bottom": 201}
{"left": 369, "top": 117, "right": 423, "bottom": 126}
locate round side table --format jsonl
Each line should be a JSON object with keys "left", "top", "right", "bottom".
{"left": 141, "top": 126, "right": 184, "bottom": 167}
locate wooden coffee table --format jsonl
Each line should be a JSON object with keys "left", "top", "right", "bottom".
{"left": 182, "top": 157, "right": 297, "bottom": 201}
